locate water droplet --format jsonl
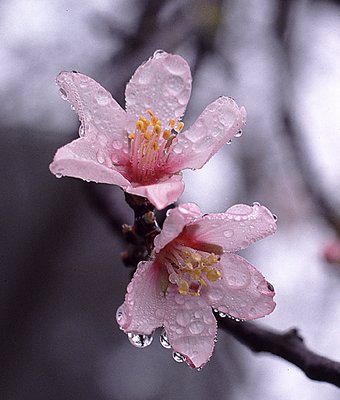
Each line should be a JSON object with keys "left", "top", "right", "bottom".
{"left": 252, "top": 201, "right": 261, "bottom": 207}
{"left": 234, "top": 129, "right": 243, "bottom": 138}
{"left": 153, "top": 49, "right": 166, "bottom": 58}
{"left": 272, "top": 214, "right": 278, "bottom": 222}
{"left": 172, "top": 144, "right": 183, "bottom": 154}
{"left": 208, "top": 288, "right": 224, "bottom": 302}
{"left": 267, "top": 281, "right": 275, "bottom": 292}
{"left": 176, "top": 310, "right": 191, "bottom": 327}
{"left": 95, "top": 90, "right": 110, "bottom": 106}
{"left": 227, "top": 139, "right": 232, "bottom": 145}
{"left": 79, "top": 124, "right": 85, "bottom": 137}
{"left": 59, "top": 88, "right": 67, "bottom": 100}
{"left": 223, "top": 229, "right": 234, "bottom": 238}
{"left": 127, "top": 332, "right": 154, "bottom": 348}
{"left": 116, "top": 304, "right": 127, "bottom": 325}
{"left": 160, "top": 329, "right": 171, "bottom": 349}
{"left": 55, "top": 172, "right": 63, "bottom": 179}
{"left": 167, "top": 75, "right": 184, "bottom": 94}
{"left": 189, "top": 321, "right": 205, "bottom": 335}
{"left": 172, "top": 351, "right": 186, "bottom": 363}
{"left": 218, "top": 311, "right": 227, "bottom": 318}
{"left": 112, "top": 140, "right": 123, "bottom": 150}
{"left": 96, "top": 150, "right": 105, "bottom": 164}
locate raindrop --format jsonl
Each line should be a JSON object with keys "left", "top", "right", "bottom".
{"left": 55, "top": 172, "right": 63, "bottom": 179}
{"left": 172, "top": 351, "right": 186, "bottom": 363}
{"left": 252, "top": 201, "right": 261, "bottom": 207}
{"left": 267, "top": 282, "right": 275, "bottom": 292}
{"left": 196, "top": 367, "right": 203, "bottom": 372}
{"left": 218, "top": 312, "right": 227, "bottom": 318}
{"left": 59, "top": 88, "right": 67, "bottom": 100}
{"left": 227, "top": 139, "right": 232, "bottom": 145}
{"left": 160, "top": 329, "right": 171, "bottom": 349}
{"left": 78, "top": 124, "right": 85, "bottom": 137}
{"left": 153, "top": 49, "right": 165, "bottom": 58}
{"left": 234, "top": 129, "right": 243, "bottom": 138}
{"left": 127, "top": 332, "right": 154, "bottom": 348}
{"left": 272, "top": 214, "right": 278, "bottom": 222}
{"left": 96, "top": 150, "right": 105, "bottom": 164}
{"left": 223, "top": 229, "right": 234, "bottom": 238}
{"left": 116, "top": 304, "right": 126, "bottom": 324}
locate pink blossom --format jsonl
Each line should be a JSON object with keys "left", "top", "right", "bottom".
{"left": 116, "top": 202, "right": 277, "bottom": 369}
{"left": 50, "top": 51, "right": 246, "bottom": 209}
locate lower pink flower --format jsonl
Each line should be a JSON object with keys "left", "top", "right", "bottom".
{"left": 116, "top": 202, "right": 277, "bottom": 369}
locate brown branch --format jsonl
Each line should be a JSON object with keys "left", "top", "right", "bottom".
{"left": 218, "top": 316, "right": 340, "bottom": 388}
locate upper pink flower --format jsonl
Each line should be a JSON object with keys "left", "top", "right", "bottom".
{"left": 116, "top": 202, "right": 277, "bottom": 369}
{"left": 50, "top": 50, "right": 246, "bottom": 209}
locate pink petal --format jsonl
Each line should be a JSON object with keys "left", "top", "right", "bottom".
{"left": 163, "top": 286, "right": 217, "bottom": 369}
{"left": 116, "top": 261, "right": 166, "bottom": 335}
{"left": 204, "top": 253, "right": 276, "bottom": 320}
{"left": 154, "top": 203, "right": 202, "bottom": 252}
{"left": 126, "top": 174, "right": 185, "bottom": 210}
{"left": 184, "top": 203, "right": 277, "bottom": 252}
{"left": 57, "top": 71, "right": 129, "bottom": 164}
{"left": 125, "top": 51, "right": 192, "bottom": 129}
{"left": 166, "top": 97, "right": 246, "bottom": 173}
{"left": 49, "top": 138, "right": 130, "bottom": 187}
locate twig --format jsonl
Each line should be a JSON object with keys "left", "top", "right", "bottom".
{"left": 218, "top": 317, "right": 340, "bottom": 388}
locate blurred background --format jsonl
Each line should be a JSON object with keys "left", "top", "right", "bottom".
{"left": 1, "top": 0, "right": 340, "bottom": 399}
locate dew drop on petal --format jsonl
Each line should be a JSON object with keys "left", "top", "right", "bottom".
{"left": 227, "top": 139, "right": 232, "bottom": 145}
{"left": 59, "top": 88, "right": 67, "bottom": 100}
{"left": 96, "top": 150, "right": 105, "bottom": 164}
{"left": 172, "top": 351, "right": 186, "bottom": 363}
{"left": 223, "top": 229, "right": 234, "bottom": 238}
{"left": 252, "top": 201, "right": 261, "bottom": 207}
{"left": 234, "top": 129, "right": 243, "bottom": 138}
{"left": 272, "top": 214, "right": 278, "bottom": 222}
{"left": 153, "top": 49, "right": 166, "bottom": 58}
{"left": 189, "top": 321, "right": 205, "bottom": 335}
{"left": 55, "top": 172, "right": 63, "bottom": 179}
{"left": 78, "top": 124, "right": 85, "bottom": 137}
{"left": 160, "top": 329, "right": 171, "bottom": 349}
{"left": 218, "top": 311, "right": 227, "bottom": 318}
{"left": 127, "top": 332, "right": 154, "bottom": 348}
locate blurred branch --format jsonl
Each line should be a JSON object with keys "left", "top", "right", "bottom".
{"left": 218, "top": 317, "right": 340, "bottom": 388}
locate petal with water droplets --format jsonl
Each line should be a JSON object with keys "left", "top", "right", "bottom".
{"left": 49, "top": 138, "right": 130, "bottom": 186}
{"left": 167, "top": 97, "right": 246, "bottom": 172}
{"left": 184, "top": 204, "right": 277, "bottom": 252}
{"left": 125, "top": 52, "right": 192, "bottom": 128}
{"left": 204, "top": 253, "right": 276, "bottom": 320}
{"left": 163, "top": 286, "right": 217, "bottom": 369}
{"left": 154, "top": 202, "right": 202, "bottom": 252}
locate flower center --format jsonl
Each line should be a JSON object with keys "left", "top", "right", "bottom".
{"left": 162, "top": 244, "right": 222, "bottom": 296}
{"left": 128, "top": 110, "right": 183, "bottom": 183}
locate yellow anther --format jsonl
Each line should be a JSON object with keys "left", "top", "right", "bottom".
{"left": 128, "top": 133, "right": 135, "bottom": 140}
{"left": 136, "top": 120, "right": 144, "bottom": 131}
{"left": 178, "top": 279, "right": 189, "bottom": 295}
{"left": 192, "top": 253, "right": 202, "bottom": 263}
{"left": 169, "top": 119, "right": 175, "bottom": 129}
{"left": 147, "top": 109, "right": 155, "bottom": 118}
{"left": 163, "top": 129, "right": 171, "bottom": 140}
{"left": 153, "top": 124, "right": 161, "bottom": 135}
{"left": 152, "top": 142, "right": 159, "bottom": 151}
{"left": 143, "top": 131, "right": 151, "bottom": 141}
{"left": 206, "top": 268, "right": 221, "bottom": 282}
{"left": 140, "top": 116, "right": 148, "bottom": 124}
{"left": 190, "top": 291, "right": 200, "bottom": 297}
{"left": 199, "top": 278, "right": 207, "bottom": 287}
{"left": 190, "top": 269, "right": 202, "bottom": 281}
{"left": 176, "top": 121, "right": 184, "bottom": 133}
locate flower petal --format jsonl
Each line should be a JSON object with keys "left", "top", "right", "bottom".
{"left": 184, "top": 203, "right": 277, "bottom": 252}
{"left": 163, "top": 286, "right": 217, "bottom": 369}
{"left": 167, "top": 97, "right": 246, "bottom": 172}
{"left": 49, "top": 138, "right": 130, "bottom": 187}
{"left": 117, "top": 261, "right": 166, "bottom": 335}
{"left": 205, "top": 253, "right": 276, "bottom": 320}
{"left": 125, "top": 51, "right": 192, "bottom": 128}
{"left": 154, "top": 203, "right": 202, "bottom": 252}
{"left": 126, "top": 174, "right": 185, "bottom": 210}
{"left": 57, "top": 71, "right": 129, "bottom": 163}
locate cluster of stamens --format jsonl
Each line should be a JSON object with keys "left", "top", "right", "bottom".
{"left": 163, "top": 245, "right": 222, "bottom": 296}
{"left": 128, "top": 110, "right": 184, "bottom": 183}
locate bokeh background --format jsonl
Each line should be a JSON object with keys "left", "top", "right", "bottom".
{"left": 1, "top": 0, "right": 340, "bottom": 399}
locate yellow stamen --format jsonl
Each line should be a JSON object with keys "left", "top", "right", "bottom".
{"left": 163, "top": 129, "right": 171, "bottom": 140}
{"left": 153, "top": 124, "right": 161, "bottom": 135}
{"left": 206, "top": 268, "right": 221, "bottom": 282}
{"left": 152, "top": 142, "right": 159, "bottom": 151}
{"left": 143, "top": 131, "right": 151, "bottom": 141}
{"left": 136, "top": 120, "right": 144, "bottom": 131}
{"left": 176, "top": 121, "right": 184, "bottom": 133}
{"left": 169, "top": 119, "right": 175, "bottom": 129}
{"left": 128, "top": 133, "right": 135, "bottom": 140}
{"left": 178, "top": 279, "right": 189, "bottom": 295}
